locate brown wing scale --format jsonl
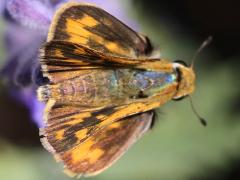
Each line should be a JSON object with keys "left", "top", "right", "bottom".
{"left": 47, "top": 2, "right": 153, "bottom": 58}
{"left": 41, "top": 110, "right": 153, "bottom": 177}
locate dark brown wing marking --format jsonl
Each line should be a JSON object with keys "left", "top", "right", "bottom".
{"left": 41, "top": 110, "right": 153, "bottom": 177}
{"left": 47, "top": 2, "right": 153, "bottom": 58}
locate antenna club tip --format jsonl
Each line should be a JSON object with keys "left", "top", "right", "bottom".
{"left": 200, "top": 118, "right": 207, "bottom": 127}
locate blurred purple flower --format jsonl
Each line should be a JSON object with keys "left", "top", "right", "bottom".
{"left": 0, "top": 0, "right": 138, "bottom": 128}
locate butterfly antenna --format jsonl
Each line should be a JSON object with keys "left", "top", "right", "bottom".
{"left": 191, "top": 36, "right": 212, "bottom": 69}
{"left": 189, "top": 95, "right": 207, "bottom": 126}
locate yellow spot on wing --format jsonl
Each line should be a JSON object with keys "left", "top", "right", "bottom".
{"left": 100, "top": 102, "right": 162, "bottom": 127}
{"left": 75, "top": 129, "right": 88, "bottom": 140}
{"left": 71, "top": 140, "right": 93, "bottom": 163}
{"left": 105, "top": 42, "right": 118, "bottom": 52}
{"left": 108, "top": 122, "right": 121, "bottom": 129}
{"left": 52, "top": 48, "right": 90, "bottom": 65}
{"left": 55, "top": 129, "right": 65, "bottom": 139}
{"left": 88, "top": 148, "right": 104, "bottom": 164}
{"left": 79, "top": 14, "right": 99, "bottom": 27}
{"left": 105, "top": 42, "right": 129, "bottom": 55}
{"left": 66, "top": 112, "right": 92, "bottom": 125}
{"left": 54, "top": 49, "right": 63, "bottom": 56}
{"left": 71, "top": 140, "right": 104, "bottom": 164}
{"left": 96, "top": 114, "right": 105, "bottom": 119}
{"left": 66, "top": 19, "right": 90, "bottom": 44}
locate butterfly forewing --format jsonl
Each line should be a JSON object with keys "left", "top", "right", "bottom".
{"left": 48, "top": 2, "right": 152, "bottom": 57}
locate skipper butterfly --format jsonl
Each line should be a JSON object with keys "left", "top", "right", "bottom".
{"left": 38, "top": 2, "right": 202, "bottom": 177}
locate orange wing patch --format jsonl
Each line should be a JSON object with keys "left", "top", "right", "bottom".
{"left": 41, "top": 112, "right": 153, "bottom": 177}
{"left": 65, "top": 16, "right": 126, "bottom": 56}
{"left": 47, "top": 2, "right": 153, "bottom": 58}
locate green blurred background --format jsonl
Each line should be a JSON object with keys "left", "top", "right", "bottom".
{"left": 0, "top": 0, "right": 239, "bottom": 179}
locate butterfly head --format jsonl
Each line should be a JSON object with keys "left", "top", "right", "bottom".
{"left": 170, "top": 37, "right": 212, "bottom": 126}
{"left": 172, "top": 60, "right": 196, "bottom": 100}
{"left": 171, "top": 60, "right": 207, "bottom": 126}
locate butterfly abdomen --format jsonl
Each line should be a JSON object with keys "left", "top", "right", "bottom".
{"left": 38, "top": 69, "right": 124, "bottom": 105}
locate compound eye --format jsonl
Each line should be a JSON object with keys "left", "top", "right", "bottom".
{"left": 174, "top": 60, "right": 188, "bottom": 67}
{"left": 172, "top": 95, "right": 188, "bottom": 101}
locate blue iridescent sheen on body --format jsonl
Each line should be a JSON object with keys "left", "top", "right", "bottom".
{"left": 130, "top": 71, "right": 176, "bottom": 94}
{"left": 109, "top": 72, "right": 118, "bottom": 90}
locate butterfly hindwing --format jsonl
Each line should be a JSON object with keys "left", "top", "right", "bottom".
{"left": 41, "top": 102, "right": 153, "bottom": 176}
{"left": 41, "top": 41, "right": 146, "bottom": 70}
{"left": 40, "top": 40, "right": 169, "bottom": 84}
{"left": 41, "top": 99, "right": 157, "bottom": 154}
{"left": 40, "top": 40, "right": 104, "bottom": 83}
{"left": 62, "top": 112, "right": 153, "bottom": 177}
